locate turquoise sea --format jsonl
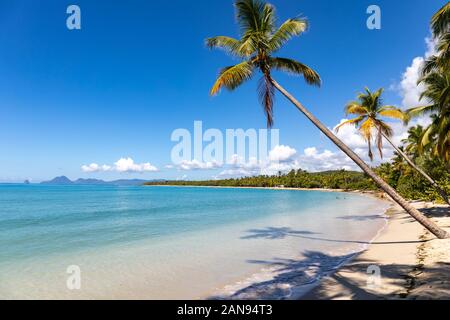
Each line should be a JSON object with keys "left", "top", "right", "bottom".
{"left": 0, "top": 184, "right": 390, "bottom": 299}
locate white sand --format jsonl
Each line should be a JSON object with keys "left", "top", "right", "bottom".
{"left": 301, "top": 201, "right": 450, "bottom": 300}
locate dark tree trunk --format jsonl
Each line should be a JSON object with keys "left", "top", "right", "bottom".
{"left": 271, "top": 78, "right": 449, "bottom": 239}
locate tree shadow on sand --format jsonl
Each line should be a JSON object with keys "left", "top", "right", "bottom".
{"left": 209, "top": 250, "right": 358, "bottom": 300}
{"left": 240, "top": 227, "right": 426, "bottom": 245}
{"left": 240, "top": 227, "right": 318, "bottom": 240}
{"left": 209, "top": 249, "right": 450, "bottom": 300}
{"left": 420, "top": 206, "right": 450, "bottom": 218}
{"left": 336, "top": 214, "right": 384, "bottom": 221}
{"left": 399, "top": 206, "right": 450, "bottom": 223}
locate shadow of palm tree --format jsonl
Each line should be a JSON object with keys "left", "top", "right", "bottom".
{"left": 399, "top": 206, "right": 450, "bottom": 223}
{"left": 209, "top": 249, "right": 450, "bottom": 300}
{"left": 209, "top": 250, "right": 362, "bottom": 300}
{"left": 421, "top": 206, "right": 450, "bottom": 218}
{"left": 241, "top": 227, "right": 318, "bottom": 240}
{"left": 336, "top": 215, "right": 384, "bottom": 221}
{"left": 241, "top": 227, "right": 427, "bottom": 245}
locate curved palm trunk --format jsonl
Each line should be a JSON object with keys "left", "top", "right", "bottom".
{"left": 271, "top": 78, "right": 449, "bottom": 239}
{"left": 381, "top": 131, "right": 450, "bottom": 205}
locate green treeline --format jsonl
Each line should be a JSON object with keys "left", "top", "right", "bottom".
{"left": 145, "top": 157, "right": 450, "bottom": 203}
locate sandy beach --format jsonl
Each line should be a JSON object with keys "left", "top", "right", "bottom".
{"left": 302, "top": 200, "right": 450, "bottom": 300}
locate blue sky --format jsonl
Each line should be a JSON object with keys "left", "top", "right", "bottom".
{"left": 0, "top": 0, "right": 446, "bottom": 182}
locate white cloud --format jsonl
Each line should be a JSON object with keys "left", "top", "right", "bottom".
{"left": 219, "top": 168, "right": 256, "bottom": 177}
{"left": 81, "top": 163, "right": 112, "bottom": 173}
{"left": 218, "top": 145, "right": 357, "bottom": 177}
{"left": 268, "top": 145, "right": 297, "bottom": 162}
{"left": 399, "top": 37, "right": 436, "bottom": 108}
{"left": 297, "top": 147, "right": 357, "bottom": 172}
{"left": 81, "top": 157, "right": 158, "bottom": 174}
{"left": 304, "top": 147, "right": 318, "bottom": 157}
{"left": 178, "top": 159, "right": 222, "bottom": 171}
{"left": 114, "top": 157, "right": 158, "bottom": 173}
{"left": 334, "top": 119, "right": 367, "bottom": 149}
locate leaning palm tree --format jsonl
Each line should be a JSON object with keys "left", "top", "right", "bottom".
{"left": 336, "top": 88, "right": 406, "bottom": 161}
{"left": 206, "top": 0, "right": 449, "bottom": 238}
{"left": 337, "top": 88, "right": 449, "bottom": 205}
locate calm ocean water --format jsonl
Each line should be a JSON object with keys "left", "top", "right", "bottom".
{"left": 0, "top": 184, "right": 390, "bottom": 299}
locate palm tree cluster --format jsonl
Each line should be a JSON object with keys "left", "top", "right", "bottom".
{"left": 409, "top": 2, "right": 450, "bottom": 161}
{"left": 207, "top": 0, "right": 449, "bottom": 238}
{"left": 337, "top": 87, "right": 449, "bottom": 205}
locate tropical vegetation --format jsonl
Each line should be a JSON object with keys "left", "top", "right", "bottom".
{"left": 408, "top": 2, "right": 450, "bottom": 162}
{"left": 145, "top": 170, "right": 375, "bottom": 190}
{"left": 337, "top": 88, "right": 449, "bottom": 204}
{"left": 204, "top": 0, "right": 449, "bottom": 238}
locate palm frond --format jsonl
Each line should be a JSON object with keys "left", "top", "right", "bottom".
{"left": 334, "top": 116, "right": 365, "bottom": 132}
{"left": 206, "top": 36, "right": 254, "bottom": 57}
{"left": 422, "top": 34, "right": 450, "bottom": 75}
{"left": 357, "top": 88, "right": 383, "bottom": 112}
{"left": 210, "top": 61, "right": 254, "bottom": 95}
{"left": 269, "top": 57, "right": 321, "bottom": 86}
{"left": 269, "top": 18, "right": 308, "bottom": 52}
{"left": 377, "top": 120, "right": 394, "bottom": 138}
{"left": 406, "top": 104, "right": 439, "bottom": 117}
{"left": 375, "top": 125, "right": 384, "bottom": 159}
{"left": 360, "top": 118, "right": 375, "bottom": 161}
{"left": 378, "top": 106, "right": 408, "bottom": 123}
{"left": 422, "top": 55, "right": 440, "bottom": 76}
{"left": 235, "top": 0, "right": 275, "bottom": 34}
{"left": 431, "top": 2, "right": 450, "bottom": 37}
{"left": 359, "top": 118, "right": 374, "bottom": 141}
{"left": 258, "top": 74, "right": 275, "bottom": 127}
{"left": 344, "top": 102, "right": 367, "bottom": 115}
{"left": 260, "top": 2, "right": 276, "bottom": 33}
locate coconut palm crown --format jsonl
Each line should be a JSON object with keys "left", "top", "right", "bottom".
{"left": 422, "top": 2, "right": 450, "bottom": 75}
{"left": 402, "top": 125, "right": 425, "bottom": 158}
{"left": 336, "top": 88, "right": 407, "bottom": 161}
{"left": 409, "top": 68, "right": 450, "bottom": 160}
{"left": 431, "top": 2, "right": 450, "bottom": 37}
{"left": 206, "top": 0, "right": 321, "bottom": 127}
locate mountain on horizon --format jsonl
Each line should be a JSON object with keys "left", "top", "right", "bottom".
{"left": 43, "top": 176, "right": 74, "bottom": 185}
{"left": 40, "top": 176, "right": 161, "bottom": 186}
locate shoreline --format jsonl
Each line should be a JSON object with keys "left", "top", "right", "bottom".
{"left": 151, "top": 185, "right": 450, "bottom": 300}
{"left": 300, "top": 201, "right": 450, "bottom": 300}
{"left": 165, "top": 185, "right": 390, "bottom": 300}
{"left": 146, "top": 184, "right": 388, "bottom": 199}
{"left": 148, "top": 184, "right": 396, "bottom": 300}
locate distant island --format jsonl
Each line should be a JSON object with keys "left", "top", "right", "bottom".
{"left": 41, "top": 176, "right": 163, "bottom": 186}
